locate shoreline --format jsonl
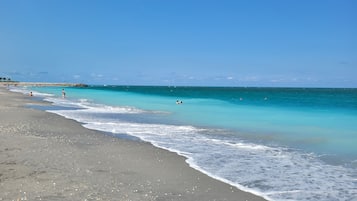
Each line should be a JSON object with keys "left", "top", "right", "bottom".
{"left": 0, "top": 86, "right": 268, "bottom": 201}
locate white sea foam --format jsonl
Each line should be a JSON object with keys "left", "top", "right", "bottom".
{"left": 44, "top": 96, "right": 145, "bottom": 114}
{"left": 30, "top": 91, "right": 357, "bottom": 201}
{"left": 10, "top": 87, "right": 55, "bottom": 97}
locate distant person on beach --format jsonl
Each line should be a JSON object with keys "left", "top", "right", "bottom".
{"left": 29, "top": 91, "right": 33, "bottom": 96}
{"left": 62, "top": 89, "right": 66, "bottom": 98}
{"left": 176, "top": 100, "right": 183, "bottom": 104}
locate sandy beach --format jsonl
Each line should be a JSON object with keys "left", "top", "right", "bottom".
{"left": 0, "top": 87, "right": 267, "bottom": 201}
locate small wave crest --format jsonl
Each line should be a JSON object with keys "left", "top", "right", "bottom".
{"left": 10, "top": 87, "right": 55, "bottom": 97}
{"left": 45, "top": 96, "right": 145, "bottom": 114}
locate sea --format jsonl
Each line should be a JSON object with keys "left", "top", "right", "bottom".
{"left": 11, "top": 86, "right": 357, "bottom": 201}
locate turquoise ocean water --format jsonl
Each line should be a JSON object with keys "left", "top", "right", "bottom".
{"left": 12, "top": 86, "right": 357, "bottom": 201}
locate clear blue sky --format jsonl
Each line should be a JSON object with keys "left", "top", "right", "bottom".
{"left": 1, "top": 0, "right": 356, "bottom": 87}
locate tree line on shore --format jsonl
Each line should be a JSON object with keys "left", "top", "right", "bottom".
{"left": 0, "top": 77, "right": 12, "bottom": 82}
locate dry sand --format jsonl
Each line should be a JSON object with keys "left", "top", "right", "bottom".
{"left": 0, "top": 87, "right": 268, "bottom": 201}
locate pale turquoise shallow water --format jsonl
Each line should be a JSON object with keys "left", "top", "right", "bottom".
{"left": 14, "top": 86, "right": 357, "bottom": 201}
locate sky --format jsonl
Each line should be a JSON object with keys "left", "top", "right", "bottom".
{"left": 0, "top": 0, "right": 356, "bottom": 87}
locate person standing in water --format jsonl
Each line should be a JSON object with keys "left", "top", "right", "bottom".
{"left": 62, "top": 89, "right": 66, "bottom": 98}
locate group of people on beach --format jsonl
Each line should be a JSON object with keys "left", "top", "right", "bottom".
{"left": 29, "top": 89, "right": 66, "bottom": 98}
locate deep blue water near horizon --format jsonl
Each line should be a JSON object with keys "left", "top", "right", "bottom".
{"left": 13, "top": 86, "right": 357, "bottom": 201}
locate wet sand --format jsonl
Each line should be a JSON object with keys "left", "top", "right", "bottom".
{"left": 0, "top": 87, "right": 268, "bottom": 201}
